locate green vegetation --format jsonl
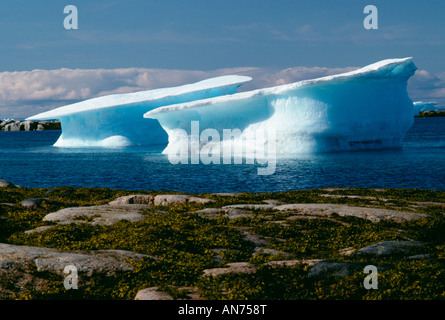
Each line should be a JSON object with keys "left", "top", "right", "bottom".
{"left": 0, "top": 186, "right": 444, "bottom": 300}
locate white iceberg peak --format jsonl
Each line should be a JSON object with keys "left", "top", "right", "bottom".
{"left": 145, "top": 57, "right": 417, "bottom": 154}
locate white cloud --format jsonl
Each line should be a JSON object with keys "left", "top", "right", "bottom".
{"left": 0, "top": 68, "right": 221, "bottom": 118}
{"left": 1, "top": 64, "right": 444, "bottom": 119}
{"left": 408, "top": 70, "right": 445, "bottom": 107}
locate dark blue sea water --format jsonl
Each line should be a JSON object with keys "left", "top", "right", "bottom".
{"left": 0, "top": 117, "right": 444, "bottom": 193}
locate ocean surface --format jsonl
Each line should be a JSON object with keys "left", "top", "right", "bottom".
{"left": 0, "top": 117, "right": 444, "bottom": 193}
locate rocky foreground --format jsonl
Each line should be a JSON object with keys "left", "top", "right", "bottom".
{"left": 0, "top": 180, "right": 444, "bottom": 300}
{"left": 0, "top": 119, "right": 61, "bottom": 131}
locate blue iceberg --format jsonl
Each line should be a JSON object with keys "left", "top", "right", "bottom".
{"left": 145, "top": 58, "right": 417, "bottom": 154}
{"left": 27, "top": 75, "right": 251, "bottom": 147}
{"left": 28, "top": 58, "right": 417, "bottom": 155}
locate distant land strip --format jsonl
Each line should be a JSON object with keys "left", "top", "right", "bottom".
{"left": 0, "top": 119, "right": 61, "bottom": 131}
{"left": 415, "top": 110, "right": 445, "bottom": 118}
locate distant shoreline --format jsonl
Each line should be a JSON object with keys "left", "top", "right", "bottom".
{"left": 0, "top": 119, "right": 61, "bottom": 131}
{"left": 415, "top": 110, "right": 445, "bottom": 118}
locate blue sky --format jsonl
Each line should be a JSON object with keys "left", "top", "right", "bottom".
{"left": 0, "top": 0, "right": 444, "bottom": 118}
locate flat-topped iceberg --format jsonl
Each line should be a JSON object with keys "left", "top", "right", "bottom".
{"left": 27, "top": 58, "right": 418, "bottom": 154}
{"left": 145, "top": 58, "right": 417, "bottom": 155}
{"left": 27, "top": 75, "right": 251, "bottom": 147}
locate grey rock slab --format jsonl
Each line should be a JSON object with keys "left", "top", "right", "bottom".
{"left": 0, "top": 180, "right": 12, "bottom": 188}
{"left": 34, "top": 249, "right": 152, "bottom": 276}
{"left": 153, "top": 194, "right": 189, "bottom": 206}
{"left": 153, "top": 194, "right": 215, "bottom": 206}
{"left": 241, "top": 231, "right": 270, "bottom": 246}
{"left": 187, "top": 196, "right": 215, "bottom": 204}
{"left": 135, "top": 286, "right": 201, "bottom": 300}
{"left": 42, "top": 204, "right": 146, "bottom": 226}
{"left": 222, "top": 204, "right": 277, "bottom": 210}
{"left": 195, "top": 208, "right": 225, "bottom": 214}
{"left": 356, "top": 241, "right": 426, "bottom": 257}
{"left": 0, "top": 243, "right": 154, "bottom": 276}
{"left": 0, "top": 204, "right": 15, "bottom": 209}
{"left": 202, "top": 262, "right": 256, "bottom": 277}
{"left": 0, "top": 243, "right": 54, "bottom": 263}
{"left": 266, "top": 259, "right": 323, "bottom": 268}
{"left": 21, "top": 198, "right": 63, "bottom": 209}
{"left": 307, "top": 261, "right": 364, "bottom": 278}
{"left": 109, "top": 194, "right": 154, "bottom": 205}
{"left": 413, "top": 201, "right": 445, "bottom": 208}
{"left": 135, "top": 287, "right": 174, "bottom": 300}
{"left": 319, "top": 194, "right": 387, "bottom": 201}
{"left": 338, "top": 247, "right": 357, "bottom": 256}
{"left": 24, "top": 226, "right": 56, "bottom": 234}
{"left": 275, "top": 203, "right": 428, "bottom": 222}
{"left": 407, "top": 254, "right": 431, "bottom": 260}
{"left": 263, "top": 199, "right": 287, "bottom": 206}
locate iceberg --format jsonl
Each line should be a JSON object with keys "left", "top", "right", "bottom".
{"left": 145, "top": 58, "right": 417, "bottom": 155}
{"left": 27, "top": 75, "right": 252, "bottom": 147}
